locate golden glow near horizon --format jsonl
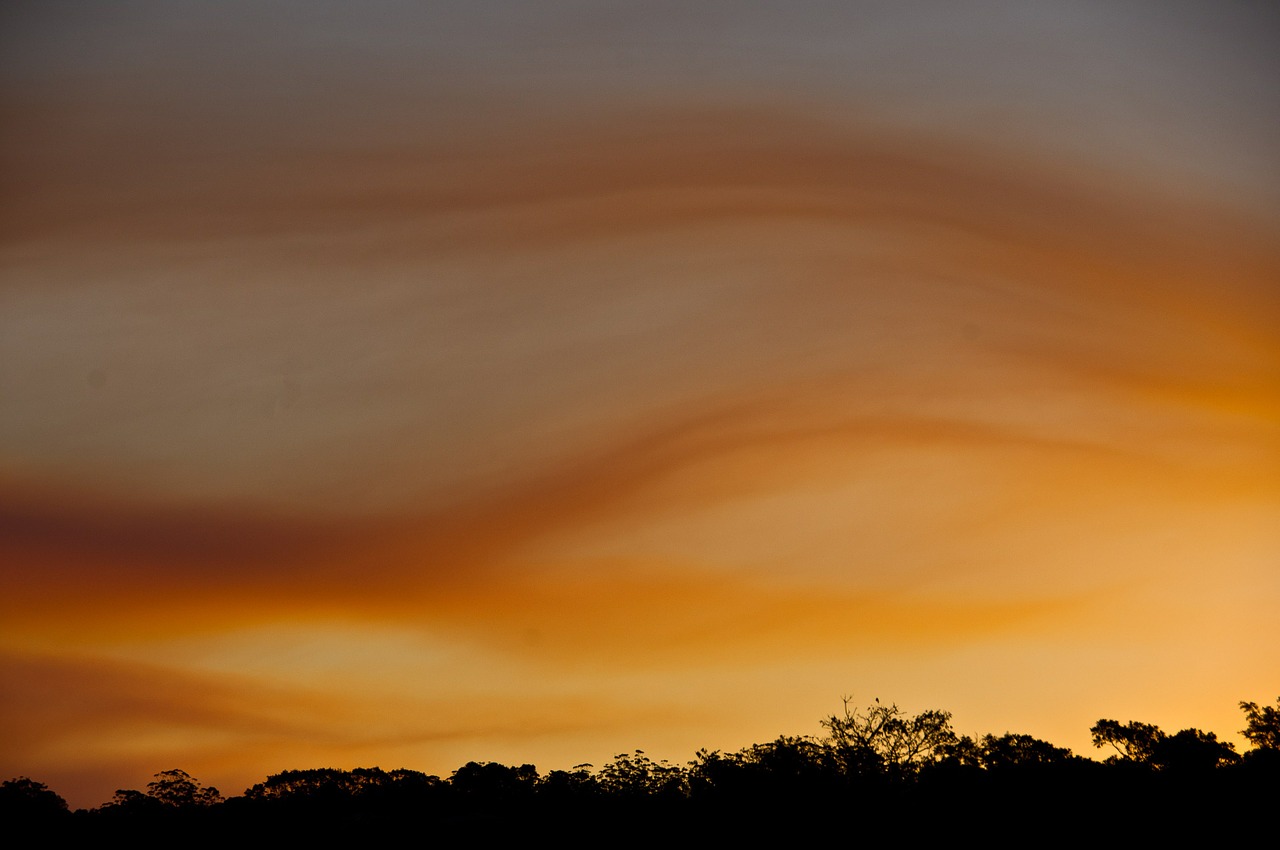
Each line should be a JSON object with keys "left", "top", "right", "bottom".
{"left": 2, "top": 2, "right": 1278, "bottom": 808}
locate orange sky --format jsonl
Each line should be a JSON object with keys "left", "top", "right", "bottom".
{"left": 2, "top": 2, "right": 1278, "bottom": 808}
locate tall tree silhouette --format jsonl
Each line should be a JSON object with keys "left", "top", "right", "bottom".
{"left": 1089, "top": 719, "right": 1165, "bottom": 764}
{"left": 822, "top": 696, "right": 956, "bottom": 775}
{"left": 1239, "top": 697, "right": 1280, "bottom": 750}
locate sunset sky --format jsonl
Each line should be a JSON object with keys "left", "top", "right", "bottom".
{"left": 2, "top": 2, "right": 1278, "bottom": 808}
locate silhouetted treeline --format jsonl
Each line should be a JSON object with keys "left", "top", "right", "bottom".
{"left": 6, "top": 696, "right": 1277, "bottom": 842}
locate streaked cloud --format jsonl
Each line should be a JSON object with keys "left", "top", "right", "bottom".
{"left": 1, "top": 1, "right": 1277, "bottom": 808}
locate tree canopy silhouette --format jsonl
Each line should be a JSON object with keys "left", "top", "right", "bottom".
{"left": 4, "top": 692, "right": 1276, "bottom": 840}
{"left": 1090, "top": 719, "right": 1239, "bottom": 771}
{"left": 0, "top": 777, "right": 68, "bottom": 822}
{"left": 822, "top": 696, "right": 956, "bottom": 775}
{"left": 1240, "top": 697, "right": 1280, "bottom": 749}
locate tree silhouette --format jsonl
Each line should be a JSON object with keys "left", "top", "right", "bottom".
{"left": 537, "top": 764, "right": 598, "bottom": 803}
{"left": 822, "top": 697, "right": 956, "bottom": 775}
{"left": 243, "top": 766, "right": 439, "bottom": 802}
{"left": 597, "top": 750, "right": 687, "bottom": 800}
{"left": 104, "top": 788, "right": 164, "bottom": 813}
{"left": 1091, "top": 720, "right": 1239, "bottom": 772}
{"left": 7, "top": 691, "right": 1276, "bottom": 839}
{"left": 105, "top": 769, "right": 222, "bottom": 812}
{"left": 1089, "top": 719, "right": 1165, "bottom": 764}
{"left": 0, "top": 777, "right": 68, "bottom": 821}
{"left": 1151, "top": 729, "right": 1238, "bottom": 772}
{"left": 976, "top": 732, "right": 1075, "bottom": 769}
{"left": 146, "top": 769, "right": 223, "bottom": 807}
{"left": 448, "top": 761, "right": 539, "bottom": 804}
{"left": 1239, "top": 697, "right": 1280, "bottom": 750}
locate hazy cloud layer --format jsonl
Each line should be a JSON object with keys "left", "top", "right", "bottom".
{"left": 2, "top": 2, "right": 1277, "bottom": 807}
